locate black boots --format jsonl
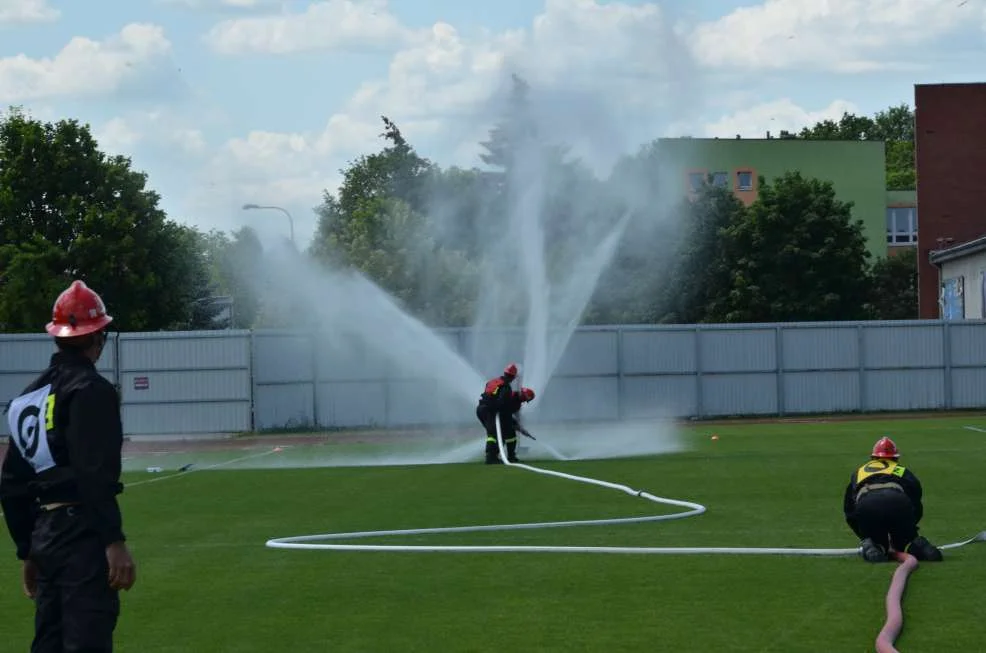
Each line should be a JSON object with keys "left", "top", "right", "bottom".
{"left": 907, "top": 535, "right": 944, "bottom": 561}
{"left": 860, "top": 538, "right": 889, "bottom": 562}
{"left": 859, "top": 536, "right": 944, "bottom": 562}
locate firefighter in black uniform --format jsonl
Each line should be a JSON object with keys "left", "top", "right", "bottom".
{"left": 476, "top": 363, "right": 535, "bottom": 464}
{"left": 1, "top": 279, "right": 137, "bottom": 652}
{"left": 843, "top": 436, "right": 943, "bottom": 563}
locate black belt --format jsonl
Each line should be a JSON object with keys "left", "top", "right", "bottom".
{"left": 856, "top": 482, "right": 904, "bottom": 502}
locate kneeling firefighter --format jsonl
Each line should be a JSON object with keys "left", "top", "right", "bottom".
{"left": 843, "top": 436, "right": 943, "bottom": 563}
{"left": 476, "top": 364, "right": 535, "bottom": 464}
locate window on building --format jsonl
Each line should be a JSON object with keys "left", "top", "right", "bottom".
{"left": 886, "top": 207, "right": 918, "bottom": 244}
{"left": 736, "top": 171, "right": 753, "bottom": 191}
{"left": 688, "top": 172, "right": 705, "bottom": 191}
{"left": 711, "top": 171, "right": 728, "bottom": 188}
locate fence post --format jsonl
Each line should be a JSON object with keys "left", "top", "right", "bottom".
{"left": 694, "top": 325, "right": 704, "bottom": 419}
{"left": 310, "top": 329, "right": 320, "bottom": 429}
{"left": 248, "top": 330, "right": 256, "bottom": 432}
{"left": 616, "top": 327, "right": 624, "bottom": 421}
{"left": 857, "top": 323, "right": 867, "bottom": 413}
{"left": 775, "top": 325, "right": 785, "bottom": 417}
{"left": 943, "top": 320, "right": 953, "bottom": 410}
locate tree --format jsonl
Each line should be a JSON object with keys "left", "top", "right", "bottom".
{"left": 310, "top": 118, "right": 475, "bottom": 326}
{"left": 478, "top": 73, "right": 535, "bottom": 174}
{"left": 201, "top": 226, "right": 264, "bottom": 329}
{"left": 798, "top": 104, "right": 915, "bottom": 190}
{"left": 0, "top": 108, "right": 217, "bottom": 332}
{"left": 867, "top": 247, "right": 918, "bottom": 320}
{"left": 704, "top": 172, "right": 872, "bottom": 323}
{"left": 311, "top": 116, "right": 435, "bottom": 262}
{"left": 662, "top": 181, "right": 748, "bottom": 324}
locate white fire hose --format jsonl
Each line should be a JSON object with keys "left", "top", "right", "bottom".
{"left": 265, "top": 415, "right": 985, "bottom": 556}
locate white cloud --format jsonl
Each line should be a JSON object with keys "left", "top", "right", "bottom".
{"left": 193, "top": 0, "right": 696, "bottom": 236}
{"left": 691, "top": 0, "right": 970, "bottom": 73}
{"left": 157, "top": 0, "right": 281, "bottom": 7}
{"left": 204, "top": 0, "right": 412, "bottom": 54}
{"left": 0, "top": 0, "right": 59, "bottom": 23}
{"left": 94, "top": 117, "right": 143, "bottom": 154}
{"left": 186, "top": 0, "right": 706, "bottom": 244}
{"left": 698, "top": 98, "right": 859, "bottom": 139}
{"left": 0, "top": 23, "right": 172, "bottom": 103}
{"left": 94, "top": 110, "right": 210, "bottom": 158}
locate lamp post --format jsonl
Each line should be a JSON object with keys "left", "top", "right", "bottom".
{"left": 242, "top": 203, "right": 295, "bottom": 246}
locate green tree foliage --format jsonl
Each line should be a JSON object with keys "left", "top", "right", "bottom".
{"left": 703, "top": 172, "right": 872, "bottom": 323}
{"left": 310, "top": 117, "right": 475, "bottom": 326}
{"left": 200, "top": 227, "right": 264, "bottom": 329}
{"left": 867, "top": 247, "right": 918, "bottom": 320}
{"left": 583, "top": 143, "right": 682, "bottom": 324}
{"left": 797, "top": 104, "right": 915, "bottom": 190}
{"left": 662, "top": 181, "right": 748, "bottom": 324}
{"left": 0, "top": 108, "right": 219, "bottom": 332}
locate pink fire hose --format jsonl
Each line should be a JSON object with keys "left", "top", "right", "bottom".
{"left": 875, "top": 551, "right": 919, "bottom": 653}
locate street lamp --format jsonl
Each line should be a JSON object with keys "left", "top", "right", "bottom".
{"left": 242, "top": 203, "right": 295, "bottom": 246}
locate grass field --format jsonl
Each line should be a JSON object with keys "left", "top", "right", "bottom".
{"left": 2, "top": 414, "right": 985, "bottom": 652}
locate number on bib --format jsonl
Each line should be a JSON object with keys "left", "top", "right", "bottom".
{"left": 855, "top": 459, "right": 906, "bottom": 484}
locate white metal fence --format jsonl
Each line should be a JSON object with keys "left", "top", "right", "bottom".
{"left": 2, "top": 320, "right": 984, "bottom": 436}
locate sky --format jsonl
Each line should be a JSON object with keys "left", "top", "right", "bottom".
{"left": 1, "top": 0, "right": 984, "bottom": 247}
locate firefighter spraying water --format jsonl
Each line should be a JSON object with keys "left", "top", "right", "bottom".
{"left": 476, "top": 363, "right": 536, "bottom": 464}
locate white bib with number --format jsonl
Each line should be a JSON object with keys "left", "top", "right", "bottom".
{"left": 6, "top": 384, "right": 57, "bottom": 474}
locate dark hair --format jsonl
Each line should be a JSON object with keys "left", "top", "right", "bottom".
{"left": 55, "top": 330, "right": 106, "bottom": 352}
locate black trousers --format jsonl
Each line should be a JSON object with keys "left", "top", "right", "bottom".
{"left": 476, "top": 406, "right": 517, "bottom": 461}
{"left": 29, "top": 505, "right": 120, "bottom": 653}
{"left": 852, "top": 488, "right": 919, "bottom": 553}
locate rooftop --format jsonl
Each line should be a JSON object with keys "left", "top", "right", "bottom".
{"left": 929, "top": 233, "right": 986, "bottom": 265}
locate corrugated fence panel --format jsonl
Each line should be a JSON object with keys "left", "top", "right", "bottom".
{"left": 621, "top": 377, "right": 697, "bottom": 418}
{"left": 620, "top": 330, "right": 696, "bottom": 375}
{"left": 535, "top": 377, "right": 620, "bottom": 422}
{"left": 119, "top": 331, "right": 251, "bottom": 435}
{"left": 315, "top": 331, "right": 391, "bottom": 381}
{"left": 387, "top": 328, "right": 463, "bottom": 381}
{"left": 254, "top": 332, "right": 314, "bottom": 383}
{"left": 948, "top": 323, "right": 986, "bottom": 366}
{"left": 702, "top": 374, "right": 778, "bottom": 416}
{"left": 782, "top": 371, "right": 860, "bottom": 414}
{"left": 252, "top": 331, "right": 314, "bottom": 430}
{"left": 782, "top": 327, "right": 858, "bottom": 370}
{"left": 386, "top": 379, "right": 465, "bottom": 426}
{"left": 316, "top": 382, "right": 387, "bottom": 428}
{"left": 550, "top": 330, "right": 618, "bottom": 376}
{"left": 5, "top": 319, "right": 986, "bottom": 433}
{"left": 700, "top": 329, "right": 776, "bottom": 373}
{"left": 862, "top": 325, "right": 943, "bottom": 369}
{"left": 951, "top": 369, "right": 986, "bottom": 408}
{"left": 863, "top": 370, "right": 945, "bottom": 411}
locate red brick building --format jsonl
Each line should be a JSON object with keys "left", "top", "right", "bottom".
{"left": 915, "top": 82, "right": 986, "bottom": 319}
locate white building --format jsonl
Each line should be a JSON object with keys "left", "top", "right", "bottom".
{"left": 929, "top": 235, "right": 986, "bottom": 319}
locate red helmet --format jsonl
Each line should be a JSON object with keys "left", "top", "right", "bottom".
{"left": 521, "top": 387, "right": 535, "bottom": 402}
{"left": 504, "top": 363, "right": 518, "bottom": 378}
{"left": 45, "top": 280, "right": 113, "bottom": 338}
{"left": 871, "top": 436, "right": 899, "bottom": 460}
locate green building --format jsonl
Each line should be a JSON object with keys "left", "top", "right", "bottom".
{"left": 655, "top": 137, "right": 888, "bottom": 259}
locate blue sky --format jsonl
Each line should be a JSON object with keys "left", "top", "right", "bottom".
{"left": 1, "top": 0, "right": 984, "bottom": 247}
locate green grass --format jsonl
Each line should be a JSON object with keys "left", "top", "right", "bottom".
{"left": 3, "top": 415, "right": 985, "bottom": 652}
